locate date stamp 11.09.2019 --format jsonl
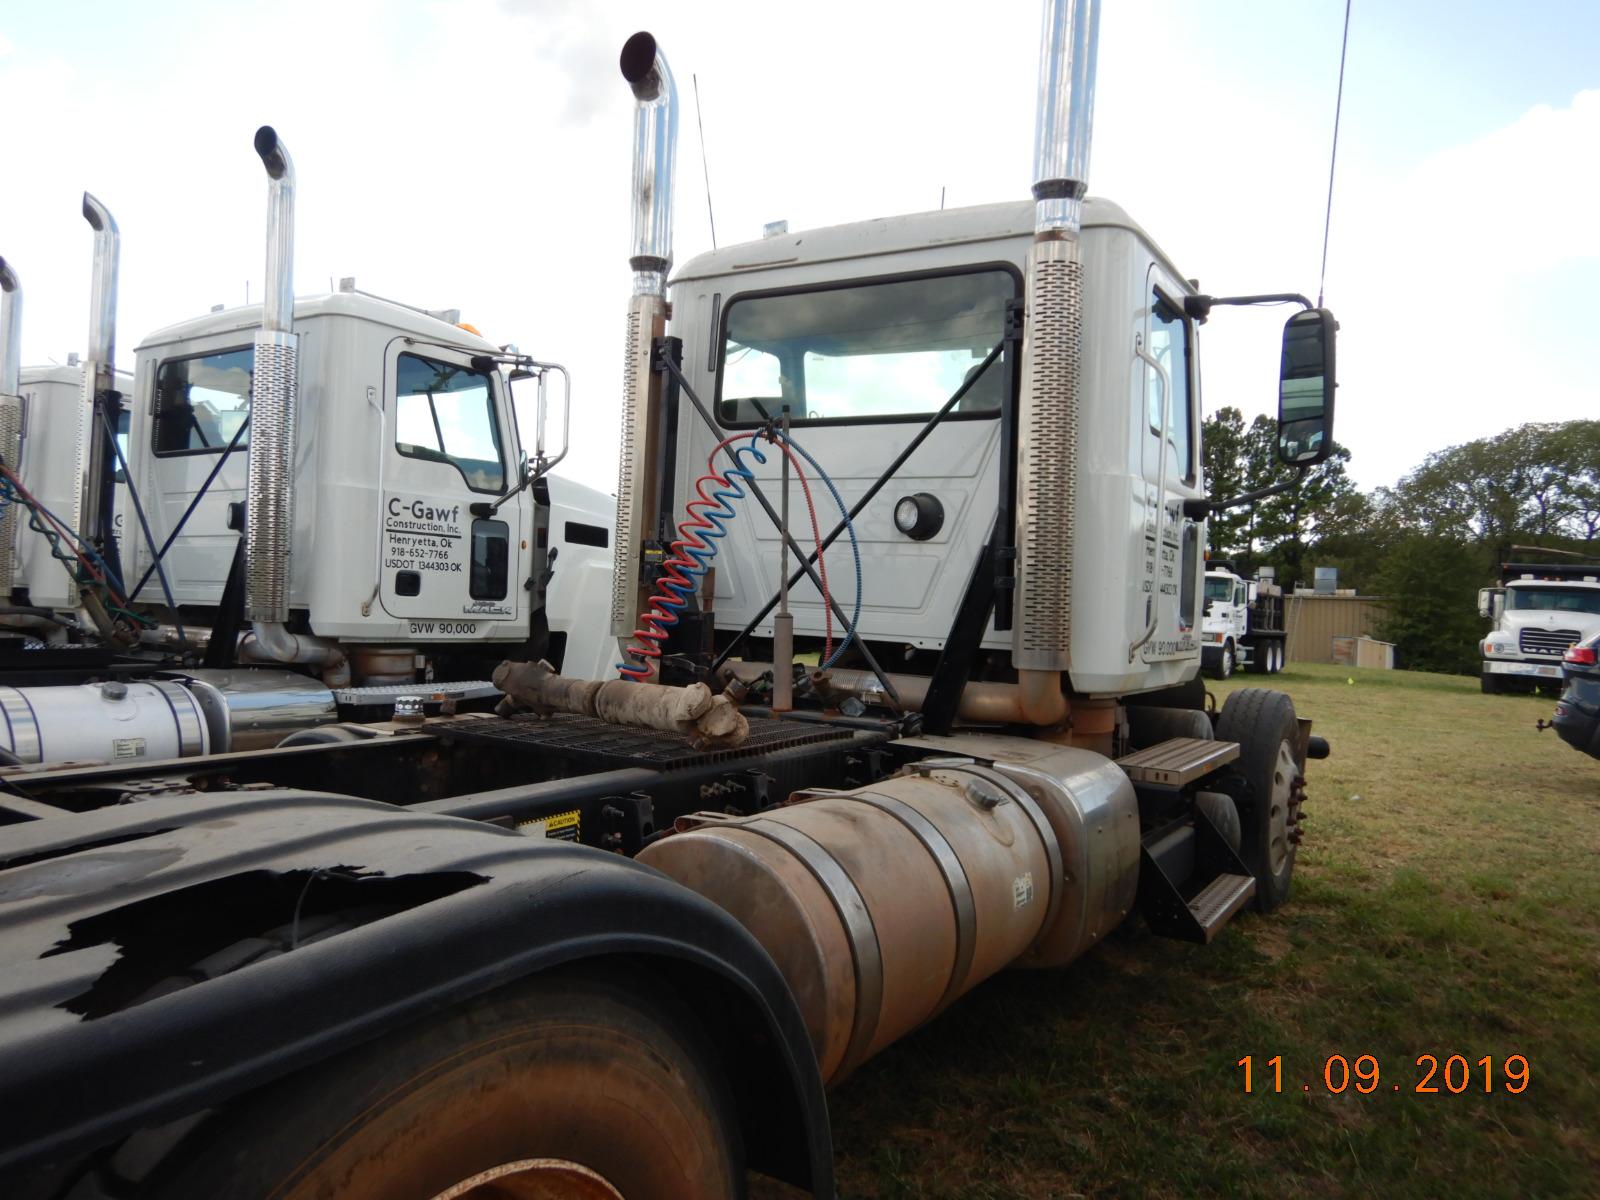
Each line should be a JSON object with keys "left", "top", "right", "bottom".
{"left": 1236, "top": 1054, "right": 1530, "bottom": 1095}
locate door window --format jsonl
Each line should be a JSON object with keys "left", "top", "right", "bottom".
{"left": 1145, "top": 292, "right": 1194, "bottom": 483}
{"left": 395, "top": 353, "right": 506, "bottom": 493}
{"left": 152, "top": 347, "right": 253, "bottom": 455}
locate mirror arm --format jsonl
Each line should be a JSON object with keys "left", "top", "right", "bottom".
{"left": 1184, "top": 292, "right": 1314, "bottom": 322}
{"left": 1192, "top": 466, "right": 1310, "bottom": 517}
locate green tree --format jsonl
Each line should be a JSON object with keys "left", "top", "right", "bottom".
{"left": 1200, "top": 406, "right": 1251, "bottom": 558}
{"left": 1372, "top": 535, "right": 1494, "bottom": 674}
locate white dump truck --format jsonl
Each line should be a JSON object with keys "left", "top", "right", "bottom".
{"left": 1201, "top": 562, "right": 1287, "bottom": 678}
{"left": 0, "top": 4, "right": 1340, "bottom": 1197}
{"left": 1480, "top": 560, "right": 1600, "bottom": 693}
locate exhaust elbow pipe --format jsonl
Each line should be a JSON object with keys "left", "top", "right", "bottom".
{"left": 82, "top": 194, "right": 120, "bottom": 375}
{"left": 0, "top": 258, "right": 20, "bottom": 398}
{"left": 78, "top": 194, "right": 123, "bottom": 581}
{"left": 0, "top": 259, "right": 21, "bottom": 596}
{"left": 620, "top": 32, "right": 678, "bottom": 299}
{"left": 610, "top": 33, "right": 680, "bottom": 652}
{"left": 245, "top": 126, "right": 301, "bottom": 629}
{"left": 253, "top": 126, "right": 295, "bottom": 334}
{"left": 1030, "top": 0, "right": 1100, "bottom": 236}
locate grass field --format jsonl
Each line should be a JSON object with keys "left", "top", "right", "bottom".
{"left": 824, "top": 663, "right": 1600, "bottom": 1199}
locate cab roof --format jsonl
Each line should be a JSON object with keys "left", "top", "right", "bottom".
{"left": 671, "top": 196, "right": 1193, "bottom": 289}
{"left": 134, "top": 290, "right": 501, "bottom": 355}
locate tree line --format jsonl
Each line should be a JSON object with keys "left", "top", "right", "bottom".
{"left": 1201, "top": 413, "right": 1600, "bottom": 673}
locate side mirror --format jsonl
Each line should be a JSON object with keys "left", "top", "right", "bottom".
{"left": 1477, "top": 588, "right": 1492, "bottom": 618}
{"left": 1277, "top": 308, "right": 1337, "bottom": 466}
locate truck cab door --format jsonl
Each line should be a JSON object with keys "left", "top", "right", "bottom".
{"left": 377, "top": 345, "right": 524, "bottom": 639}
{"left": 1137, "top": 267, "right": 1204, "bottom": 663}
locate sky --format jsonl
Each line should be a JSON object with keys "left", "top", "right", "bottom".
{"left": 0, "top": 0, "right": 1595, "bottom": 494}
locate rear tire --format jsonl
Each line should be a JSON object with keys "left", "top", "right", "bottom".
{"left": 1216, "top": 688, "right": 1301, "bottom": 913}
{"left": 154, "top": 965, "right": 745, "bottom": 1200}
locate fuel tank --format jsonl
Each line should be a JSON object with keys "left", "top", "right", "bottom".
{"left": 639, "top": 740, "right": 1140, "bottom": 1083}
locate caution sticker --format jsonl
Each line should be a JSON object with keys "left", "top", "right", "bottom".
{"left": 1012, "top": 871, "right": 1035, "bottom": 909}
{"left": 519, "top": 809, "right": 581, "bottom": 843}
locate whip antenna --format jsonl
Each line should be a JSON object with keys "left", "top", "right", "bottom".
{"left": 693, "top": 72, "right": 718, "bottom": 250}
{"left": 1317, "top": 0, "right": 1353, "bottom": 308}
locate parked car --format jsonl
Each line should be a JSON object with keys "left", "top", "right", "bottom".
{"left": 1549, "top": 631, "right": 1600, "bottom": 760}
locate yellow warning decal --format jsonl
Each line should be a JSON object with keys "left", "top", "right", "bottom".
{"left": 519, "top": 809, "right": 582, "bottom": 842}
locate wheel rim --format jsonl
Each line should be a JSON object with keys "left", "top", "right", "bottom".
{"left": 1223, "top": 646, "right": 1233, "bottom": 675}
{"left": 1267, "top": 738, "right": 1296, "bottom": 875}
{"left": 430, "top": 1160, "right": 626, "bottom": 1200}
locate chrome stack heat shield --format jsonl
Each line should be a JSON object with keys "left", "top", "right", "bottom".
{"left": 78, "top": 194, "right": 121, "bottom": 575}
{"left": 0, "top": 259, "right": 21, "bottom": 595}
{"left": 1012, "top": 0, "right": 1100, "bottom": 675}
{"left": 245, "top": 126, "right": 299, "bottom": 625}
{"left": 610, "top": 33, "right": 679, "bottom": 653}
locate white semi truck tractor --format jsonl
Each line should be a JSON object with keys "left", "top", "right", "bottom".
{"left": 0, "top": 4, "right": 1337, "bottom": 1198}
{"left": 0, "top": 138, "right": 615, "bottom": 767}
{"left": 1479, "top": 560, "right": 1600, "bottom": 693}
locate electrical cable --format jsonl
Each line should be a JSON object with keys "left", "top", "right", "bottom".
{"left": 755, "top": 435, "right": 833, "bottom": 664}
{"left": 617, "top": 433, "right": 768, "bottom": 680}
{"left": 617, "top": 428, "right": 836, "bottom": 680}
{"left": 771, "top": 430, "right": 862, "bottom": 669}
{"left": 0, "top": 465, "right": 127, "bottom": 601}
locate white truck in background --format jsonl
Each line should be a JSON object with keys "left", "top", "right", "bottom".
{"left": 1480, "top": 561, "right": 1600, "bottom": 694}
{"left": 1201, "top": 563, "right": 1286, "bottom": 678}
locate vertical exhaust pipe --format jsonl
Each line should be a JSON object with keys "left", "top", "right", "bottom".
{"left": 609, "top": 33, "right": 679, "bottom": 666}
{"left": 1011, "top": 0, "right": 1099, "bottom": 722}
{"left": 246, "top": 126, "right": 299, "bottom": 631}
{"left": 237, "top": 126, "right": 338, "bottom": 672}
{"left": 0, "top": 259, "right": 22, "bottom": 596}
{"left": 79, "top": 194, "right": 124, "bottom": 586}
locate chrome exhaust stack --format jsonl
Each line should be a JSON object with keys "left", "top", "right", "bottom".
{"left": 79, "top": 194, "right": 122, "bottom": 576}
{"left": 243, "top": 127, "right": 340, "bottom": 673}
{"left": 1011, "top": 0, "right": 1099, "bottom": 716}
{"left": 245, "top": 126, "right": 300, "bottom": 631}
{"left": 0, "top": 258, "right": 22, "bottom": 596}
{"left": 610, "top": 33, "right": 680, "bottom": 661}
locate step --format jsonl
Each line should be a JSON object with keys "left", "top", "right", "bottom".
{"left": 1187, "top": 872, "right": 1257, "bottom": 942}
{"left": 332, "top": 680, "right": 500, "bottom": 707}
{"left": 1117, "top": 736, "right": 1239, "bottom": 787}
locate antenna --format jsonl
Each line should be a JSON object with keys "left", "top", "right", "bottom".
{"left": 940, "top": 186, "right": 946, "bottom": 210}
{"left": 693, "top": 72, "right": 718, "bottom": 250}
{"left": 1317, "top": 0, "right": 1353, "bottom": 308}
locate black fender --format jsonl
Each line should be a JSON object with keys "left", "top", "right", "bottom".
{"left": 0, "top": 789, "right": 833, "bottom": 1196}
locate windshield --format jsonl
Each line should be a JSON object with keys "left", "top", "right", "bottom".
{"left": 1204, "top": 577, "right": 1232, "bottom": 604}
{"left": 718, "top": 269, "right": 1015, "bottom": 426}
{"left": 1505, "top": 587, "right": 1600, "bottom": 616}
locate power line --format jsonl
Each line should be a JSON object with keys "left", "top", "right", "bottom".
{"left": 693, "top": 72, "right": 717, "bottom": 250}
{"left": 1317, "top": 0, "right": 1353, "bottom": 309}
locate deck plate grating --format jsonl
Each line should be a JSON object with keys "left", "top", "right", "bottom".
{"left": 429, "top": 711, "right": 852, "bottom": 770}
